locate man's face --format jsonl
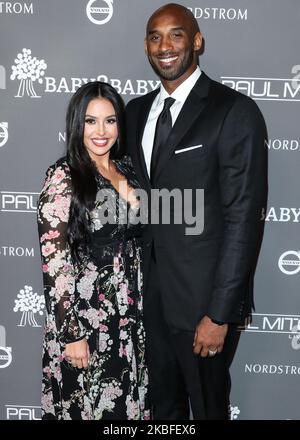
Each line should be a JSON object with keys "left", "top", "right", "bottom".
{"left": 145, "top": 10, "right": 200, "bottom": 82}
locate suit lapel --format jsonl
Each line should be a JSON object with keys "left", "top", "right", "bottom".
{"left": 133, "top": 89, "right": 159, "bottom": 190}
{"left": 153, "top": 72, "right": 211, "bottom": 183}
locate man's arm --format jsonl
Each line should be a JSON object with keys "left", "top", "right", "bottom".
{"left": 193, "top": 95, "right": 267, "bottom": 356}
{"left": 208, "top": 94, "right": 268, "bottom": 323}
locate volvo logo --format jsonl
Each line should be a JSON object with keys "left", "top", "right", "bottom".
{"left": 86, "top": 0, "right": 113, "bottom": 25}
{"left": 278, "top": 251, "right": 300, "bottom": 275}
{"left": 0, "top": 122, "right": 8, "bottom": 147}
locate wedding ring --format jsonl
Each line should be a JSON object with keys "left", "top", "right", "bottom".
{"left": 208, "top": 349, "right": 217, "bottom": 356}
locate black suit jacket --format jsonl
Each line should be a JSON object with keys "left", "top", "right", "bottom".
{"left": 125, "top": 72, "right": 268, "bottom": 330}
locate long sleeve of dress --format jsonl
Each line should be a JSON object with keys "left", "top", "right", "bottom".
{"left": 37, "top": 161, "right": 98, "bottom": 344}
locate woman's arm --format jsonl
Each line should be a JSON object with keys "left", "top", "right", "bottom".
{"left": 37, "top": 162, "right": 90, "bottom": 344}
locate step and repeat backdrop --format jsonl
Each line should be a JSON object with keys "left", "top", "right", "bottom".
{"left": 0, "top": 0, "right": 299, "bottom": 420}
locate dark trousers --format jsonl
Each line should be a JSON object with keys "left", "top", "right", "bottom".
{"left": 143, "top": 255, "right": 239, "bottom": 420}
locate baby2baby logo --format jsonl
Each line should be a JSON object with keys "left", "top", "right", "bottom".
{"left": 10, "top": 48, "right": 159, "bottom": 98}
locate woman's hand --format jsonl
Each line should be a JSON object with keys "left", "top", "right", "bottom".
{"left": 65, "top": 338, "right": 90, "bottom": 369}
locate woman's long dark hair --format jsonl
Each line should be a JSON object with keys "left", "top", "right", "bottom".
{"left": 66, "top": 81, "right": 125, "bottom": 265}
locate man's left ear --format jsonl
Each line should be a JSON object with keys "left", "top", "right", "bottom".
{"left": 144, "top": 38, "right": 148, "bottom": 55}
{"left": 194, "top": 32, "right": 202, "bottom": 51}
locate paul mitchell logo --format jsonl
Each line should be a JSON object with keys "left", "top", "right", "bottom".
{"left": 10, "top": 48, "right": 47, "bottom": 98}
{"left": 0, "top": 2, "right": 33, "bottom": 14}
{"left": 278, "top": 251, "right": 300, "bottom": 275}
{"left": 13, "top": 285, "right": 45, "bottom": 327}
{"left": 0, "top": 325, "right": 12, "bottom": 369}
{"left": 0, "top": 122, "right": 8, "bottom": 147}
{"left": 86, "top": 0, "right": 113, "bottom": 25}
{"left": 5, "top": 405, "right": 41, "bottom": 420}
{"left": 1, "top": 191, "right": 39, "bottom": 213}
{"left": 187, "top": 7, "right": 247, "bottom": 20}
{"left": 221, "top": 68, "right": 300, "bottom": 101}
{"left": 240, "top": 313, "right": 300, "bottom": 335}
{"left": 0, "top": 65, "right": 5, "bottom": 89}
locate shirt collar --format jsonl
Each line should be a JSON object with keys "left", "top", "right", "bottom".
{"left": 157, "top": 66, "right": 201, "bottom": 106}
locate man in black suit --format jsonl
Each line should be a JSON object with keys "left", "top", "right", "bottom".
{"left": 126, "top": 3, "right": 267, "bottom": 420}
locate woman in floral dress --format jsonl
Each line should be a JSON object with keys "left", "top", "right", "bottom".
{"left": 37, "top": 82, "right": 149, "bottom": 420}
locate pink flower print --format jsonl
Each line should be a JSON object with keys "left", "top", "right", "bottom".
{"left": 52, "top": 168, "right": 66, "bottom": 184}
{"left": 99, "top": 293, "right": 105, "bottom": 301}
{"left": 55, "top": 274, "right": 73, "bottom": 299}
{"left": 48, "top": 340, "right": 60, "bottom": 357}
{"left": 63, "top": 300, "right": 71, "bottom": 309}
{"left": 54, "top": 195, "right": 70, "bottom": 222}
{"left": 42, "top": 241, "right": 56, "bottom": 257}
{"left": 42, "top": 264, "right": 48, "bottom": 273}
{"left": 63, "top": 264, "right": 69, "bottom": 272}
{"left": 45, "top": 230, "right": 60, "bottom": 240}
{"left": 41, "top": 390, "right": 55, "bottom": 414}
{"left": 119, "top": 318, "right": 129, "bottom": 327}
{"left": 127, "top": 295, "right": 134, "bottom": 305}
{"left": 99, "top": 324, "right": 108, "bottom": 332}
{"left": 113, "top": 256, "right": 120, "bottom": 274}
{"left": 41, "top": 230, "right": 60, "bottom": 243}
{"left": 102, "top": 383, "right": 123, "bottom": 400}
{"left": 50, "top": 360, "right": 62, "bottom": 382}
{"left": 119, "top": 343, "right": 127, "bottom": 358}
{"left": 48, "top": 185, "right": 56, "bottom": 195}
{"left": 99, "top": 339, "right": 108, "bottom": 352}
{"left": 120, "top": 330, "right": 128, "bottom": 340}
{"left": 126, "top": 396, "right": 139, "bottom": 420}
{"left": 119, "top": 283, "right": 128, "bottom": 295}
{"left": 98, "top": 308, "right": 108, "bottom": 322}
{"left": 40, "top": 234, "right": 48, "bottom": 243}
{"left": 43, "top": 366, "right": 52, "bottom": 379}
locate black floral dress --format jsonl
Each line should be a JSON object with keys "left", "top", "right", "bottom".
{"left": 37, "top": 156, "right": 150, "bottom": 420}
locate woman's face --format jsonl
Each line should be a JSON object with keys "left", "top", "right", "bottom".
{"left": 83, "top": 97, "right": 118, "bottom": 164}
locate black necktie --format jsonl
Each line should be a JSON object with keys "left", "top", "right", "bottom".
{"left": 150, "top": 97, "right": 175, "bottom": 182}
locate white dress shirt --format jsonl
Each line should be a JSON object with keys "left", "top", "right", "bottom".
{"left": 142, "top": 66, "right": 201, "bottom": 176}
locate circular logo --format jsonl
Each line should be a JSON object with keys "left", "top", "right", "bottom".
{"left": 86, "top": 0, "right": 113, "bottom": 25}
{"left": 0, "top": 122, "right": 8, "bottom": 147}
{"left": 278, "top": 250, "right": 300, "bottom": 275}
{"left": 0, "top": 346, "right": 12, "bottom": 368}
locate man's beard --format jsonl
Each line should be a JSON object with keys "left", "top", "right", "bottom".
{"left": 148, "top": 48, "right": 194, "bottom": 81}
